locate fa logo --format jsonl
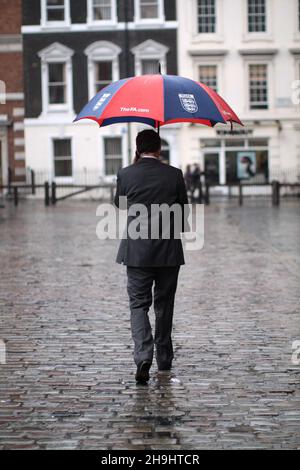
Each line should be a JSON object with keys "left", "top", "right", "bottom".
{"left": 178, "top": 94, "right": 198, "bottom": 113}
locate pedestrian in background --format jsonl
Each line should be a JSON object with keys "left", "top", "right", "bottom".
{"left": 184, "top": 164, "right": 193, "bottom": 202}
{"left": 191, "top": 163, "right": 203, "bottom": 203}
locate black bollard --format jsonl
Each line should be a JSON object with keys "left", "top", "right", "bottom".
{"left": 13, "top": 187, "right": 18, "bottom": 206}
{"left": 8, "top": 167, "right": 12, "bottom": 195}
{"left": 31, "top": 169, "right": 36, "bottom": 195}
{"left": 272, "top": 180, "right": 280, "bottom": 206}
{"left": 51, "top": 181, "right": 57, "bottom": 205}
{"left": 44, "top": 181, "right": 50, "bottom": 206}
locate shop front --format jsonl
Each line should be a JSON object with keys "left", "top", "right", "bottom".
{"left": 201, "top": 136, "right": 269, "bottom": 187}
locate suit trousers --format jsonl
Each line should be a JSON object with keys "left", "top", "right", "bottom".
{"left": 126, "top": 266, "right": 180, "bottom": 369}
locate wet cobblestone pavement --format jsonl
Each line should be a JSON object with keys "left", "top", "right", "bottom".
{"left": 0, "top": 200, "right": 299, "bottom": 449}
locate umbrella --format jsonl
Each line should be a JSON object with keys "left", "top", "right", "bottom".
{"left": 74, "top": 74, "right": 243, "bottom": 133}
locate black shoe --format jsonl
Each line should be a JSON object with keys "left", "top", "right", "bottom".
{"left": 135, "top": 361, "right": 151, "bottom": 384}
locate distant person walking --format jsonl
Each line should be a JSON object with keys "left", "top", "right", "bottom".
{"left": 191, "top": 163, "right": 203, "bottom": 203}
{"left": 114, "top": 129, "right": 189, "bottom": 384}
{"left": 184, "top": 164, "right": 193, "bottom": 201}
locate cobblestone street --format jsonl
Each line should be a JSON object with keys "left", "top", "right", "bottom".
{"left": 0, "top": 199, "right": 299, "bottom": 449}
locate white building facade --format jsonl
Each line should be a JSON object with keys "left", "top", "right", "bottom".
{"left": 177, "top": 0, "right": 300, "bottom": 186}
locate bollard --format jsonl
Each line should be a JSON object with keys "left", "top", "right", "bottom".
{"left": 238, "top": 181, "right": 243, "bottom": 206}
{"left": 272, "top": 180, "right": 280, "bottom": 206}
{"left": 13, "top": 187, "right": 18, "bottom": 206}
{"left": 205, "top": 183, "right": 210, "bottom": 205}
{"left": 44, "top": 181, "right": 50, "bottom": 206}
{"left": 51, "top": 181, "right": 57, "bottom": 205}
{"left": 8, "top": 167, "right": 12, "bottom": 195}
{"left": 31, "top": 169, "right": 36, "bottom": 195}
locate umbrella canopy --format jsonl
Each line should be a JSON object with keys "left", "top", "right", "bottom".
{"left": 74, "top": 74, "right": 243, "bottom": 130}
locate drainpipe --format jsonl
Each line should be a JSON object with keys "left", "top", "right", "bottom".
{"left": 124, "top": 1, "right": 132, "bottom": 165}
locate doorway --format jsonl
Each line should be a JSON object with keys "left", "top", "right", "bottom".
{"left": 204, "top": 152, "right": 220, "bottom": 184}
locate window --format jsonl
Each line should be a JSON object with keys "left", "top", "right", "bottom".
{"left": 94, "top": 61, "right": 112, "bottom": 93}
{"left": 48, "top": 63, "right": 66, "bottom": 104}
{"left": 225, "top": 139, "right": 245, "bottom": 147}
{"left": 46, "top": 0, "right": 65, "bottom": 21}
{"left": 41, "top": 0, "right": 70, "bottom": 26}
{"left": 85, "top": 41, "right": 121, "bottom": 99}
{"left": 201, "top": 138, "right": 269, "bottom": 185}
{"left": 248, "top": 138, "right": 268, "bottom": 147}
{"left": 141, "top": 59, "right": 160, "bottom": 75}
{"left": 38, "top": 42, "right": 74, "bottom": 114}
{"left": 131, "top": 39, "right": 168, "bottom": 75}
{"left": 140, "top": 0, "right": 159, "bottom": 19}
{"left": 226, "top": 148, "right": 268, "bottom": 183}
{"left": 199, "top": 65, "right": 218, "bottom": 92}
{"left": 197, "top": 0, "right": 216, "bottom": 33}
{"left": 104, "top": 138, "right": 122, "bottom": 175}
{"left": 87, "top": 0, "right": 117, "bottom": 23}
{"left": 92, "top": 0, "right": 112, "bottom": 20}
{"left": 53, "top": 139, "right": 72, "bottom": 177}
{"left": 135, "top": 0, "right": 164, "bottom": 22}
{"left": 249, "top": 64, "right": 268, "bottom": 109}
{"left": 248, "top": 0, "right": 266, "bottom": 32}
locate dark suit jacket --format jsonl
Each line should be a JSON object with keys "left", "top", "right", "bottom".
{"left": 114, "top": 157, "right": 189, "bottom": 267}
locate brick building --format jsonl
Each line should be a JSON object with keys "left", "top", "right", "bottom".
{"left": 0, "top": 0, "right": 25, "bottom": 190}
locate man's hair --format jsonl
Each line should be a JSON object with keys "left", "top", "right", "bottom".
{"left": 135, "top": 129, "right": 161, "bottom": 162}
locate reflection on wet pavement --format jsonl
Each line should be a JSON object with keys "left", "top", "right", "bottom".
{"left": 0, "top": 200, "right": 299, "bottom": 449}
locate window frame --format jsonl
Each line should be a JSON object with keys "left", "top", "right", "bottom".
{"left": 245, "top": 59, "right": 273, "bottom": 112}
{"left": 247, "top": 0, "right": 267, "bottom": 34}
{"left": 40, "top": 0, "right": 71, "bottom": 28}
{"left": 198, "top": 64, "right": 219, "bottom": 93}
{"left": 192, "top": 0, "right": 223, "bottom": 43}
{"left": 85, "top": 41, "right": 121, "bottom": 100}
{"left": 86, "top": 0, "right": 117, "bottom": 27}
{"left": 131, "top": 39, "right": 169, "bottom": 76}
{"left": 200, "top": 137, "right": 270, "bottom": 185}
{"left": 141, "top": 58, "right": 161, "bottom": 75}
{"left": 94, "top": 61, "right": 114, "bottom": 94}
{"left": 193, "top": 57, "right": 224, "bottom": 96}
{"left": 134, "top": 0, "right": 165, "bottom": 25}
{"left": 38, "top": 42, "right": 74, "bottom": 115}
{"left": 47, "top": 62, "right": 67, "bottom": 106}
{"left": 248, "top": 63, "right": 269, "bottom": 110}
{"left": 51, "top": 136, "right": 74, "bottom": 182}
{"left": 103, "top": 136, "right": 123, "bottom": 176}
{"left": 197, "top": 0, "right": 216, "bottom": 34}
{"left": 243, "top": 0, "right": 273, "bottom": 42}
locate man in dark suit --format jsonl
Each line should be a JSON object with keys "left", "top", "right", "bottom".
{"left": 114, "top": 129, "right": 189, "bottom": 384}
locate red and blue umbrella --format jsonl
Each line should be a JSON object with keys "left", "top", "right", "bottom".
{"left": 74, "top": 74, "right": 242, "bottom": 131}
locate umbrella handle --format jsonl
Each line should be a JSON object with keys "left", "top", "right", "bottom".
{"left": 156, "top": 121, "right": 160, "bottom": 136}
